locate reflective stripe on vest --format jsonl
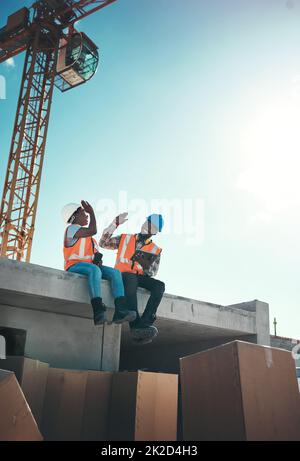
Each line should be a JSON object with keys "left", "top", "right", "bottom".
{"left": 63, "top": 227, "right": 96, "bottom": 270}
{"left": 115, "top": 234, "right": 162, "bottom": 274}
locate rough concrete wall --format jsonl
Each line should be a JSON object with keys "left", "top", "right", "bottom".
{"left": 0, "top": 259, "right": 271, "bottom": 372}
{"left": 0, "top": 259, "right": 259, "bottom": 335}
{"left": 271, "top": 336, "right": 300, "bottom": 367}
{"left": 0, "top": 303, "right": 121, "bottom": 371}
{"left": 227, "top": 300, "right": 270, "bottom": 346}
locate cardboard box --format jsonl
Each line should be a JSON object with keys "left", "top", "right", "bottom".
{"left": 180, "top": 340, "right": 300, "bottom": 441}
{"left": 0, "top": 356, "right": 49, "bottom": 426}
{"left": 0, "top": 369, "right": 43, "bottom": 441}
{"left": 81, "top": 370, "right": 113, "bottom": 441}
{"left": 108, "top": 371, "right": 178, "bottom": 441}
{"left": 42, "top": 368, "right": 113, "bottom": 441}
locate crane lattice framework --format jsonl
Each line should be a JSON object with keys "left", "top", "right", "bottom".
{"left": 0, "top": 0, "right": 117, "bottom": 262}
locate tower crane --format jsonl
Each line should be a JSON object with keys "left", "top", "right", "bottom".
{"left": 0, "top": 0, "right": 117, "bottom": 262}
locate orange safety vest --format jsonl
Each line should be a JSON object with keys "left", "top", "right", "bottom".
{"left": 115, "top": 234, "right": 162, "bottom": 275}
{"left": 63, "top": 226, "right": 99, "bottom": 271}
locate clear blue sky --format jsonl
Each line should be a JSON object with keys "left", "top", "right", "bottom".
{"left": 1, "top": 0, "right": 299, "bottom": 339}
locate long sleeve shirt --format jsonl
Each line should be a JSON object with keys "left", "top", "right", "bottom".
{"left": 99, "top": 221, "right": 161, "bottom": 277}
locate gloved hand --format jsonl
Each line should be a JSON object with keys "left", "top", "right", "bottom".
{"left": 114, "top": 212, "right": 128, "bottom": 226}
{"left": 93, "top": 252, "right": 103, "bottom": 267}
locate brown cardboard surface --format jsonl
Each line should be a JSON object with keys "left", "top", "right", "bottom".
{"left": 108, "top": 371, "right": 178, "bottom": 441}
{"left": 180, "top": 340, "right": 300, "bottom": 441}
{"left": 0, "top": 369, "right": 43, "bottom": 441}
{"left": 42, "top": 368, "right": 113, "bottom": 441}
{"left": 136, "top": 372, "right": 178, "bottom": 441}
{"left": 180, "top": 341, "right": 245, "bottom": 441}
{"left": 82, "top": 371, "right": 113, "bottom": 441}
{"left": 237, "top": 341, "right": 300, "bottom": 441}
{"left": 42, "top": 368, "right": 87, "bottom": 441}
{"left": 108, "top": 373, "right": 138, "bottom": 441}
{"left": 0, "top": 356, "right": 49, "bottom": 426}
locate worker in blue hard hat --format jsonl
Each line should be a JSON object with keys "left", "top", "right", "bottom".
{"left": 99, "top": 213, "right": 165, "bottom": 345}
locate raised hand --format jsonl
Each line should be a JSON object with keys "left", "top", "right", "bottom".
{"left": 115, "top": 212, "right": 128, "bottom": 226}
{"left": 81, "top": 200, "right": 94, "bottom": 215}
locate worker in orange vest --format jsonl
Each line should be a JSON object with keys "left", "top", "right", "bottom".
{"left": 99, "top": 213, "right": 165, "bottom": 344}
{"left": 62, "top": 200, "right": 136, "bottom": 326}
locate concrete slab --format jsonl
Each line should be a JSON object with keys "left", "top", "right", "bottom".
{"left": 0, "top": 258, "right": 270, "bottom": 372}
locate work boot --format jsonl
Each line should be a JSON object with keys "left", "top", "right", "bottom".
{"left": 140, "top": 313, "right": 157, "bottom": 327}
{"left": 130, "top": 321, "right": 158, "bottom": 341}
{"left": 130, "top": 313, "right": 159, "bottom": 343}
{"left": 91, "top": 297, "right": 107, "bottom": 325}
{"left": 132, "top": 335, "right": 155, "bottom": 346}
{"left": 112, "top": 296, "right": 137, "bottom": 324}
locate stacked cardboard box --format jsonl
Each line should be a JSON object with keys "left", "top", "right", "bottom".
{"left": 2, "top": 340, "right": 299, "bottom": 442}
{"left": 41, "top": 369, "right": 178, "bottom": 441}
{"left": 180, "top": 340, "right": 300, "bottom": 441}
{"left": 41, "top": 368, "right": 113, "bottom": 441}
{"left": 0, "top": 356, "right": 49, "bottom": 426}
{"left": 0, "top": 369, "right": 43, "bottom": 441}
{"left": 108, "top": 371, "right": 178, "bottom": 441}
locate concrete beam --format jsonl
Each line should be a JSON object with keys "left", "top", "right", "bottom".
{"left": 0, "top": 259, "right": 121, "bottom": 370}
{"left": 226, "top": 300, "right": 270, "bottom": 346}
{"left": 0, "top": 259, "right": 270, "bottom": 372}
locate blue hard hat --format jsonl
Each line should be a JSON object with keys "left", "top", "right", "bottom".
{"left": 147, "top": 214, "right": 164, "bottom": 232}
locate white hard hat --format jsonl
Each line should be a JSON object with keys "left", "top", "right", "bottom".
{"left": 61, "top": 203, "right": 81, "bottom": 224}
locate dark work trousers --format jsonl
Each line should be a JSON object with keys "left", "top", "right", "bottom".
{"left": 122, "top": 272, "right": 165, "bottom": 328}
